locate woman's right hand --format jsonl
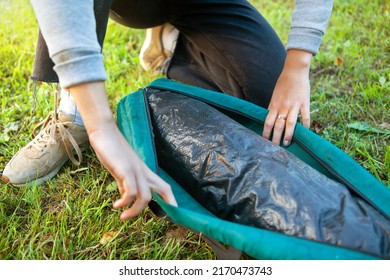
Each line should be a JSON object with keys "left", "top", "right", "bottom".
{"left": 89, "top": 123, "right": 177, "bottom": 220}
{"left": 69, "top": 81, "right": 177, "bottom": 220}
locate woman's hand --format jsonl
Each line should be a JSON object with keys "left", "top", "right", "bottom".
{"left": 89, "top": 124, "right": 177, "bottom": 220}
{"left": 262, "top": 49, "right": 312, "bottom": 146}
{"left": 69, "top": 82, "right": 177, "bottom": 220}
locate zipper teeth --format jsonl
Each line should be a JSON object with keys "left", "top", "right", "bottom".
{"left": 148, "top": 84, "right": 390, "bottom": 220}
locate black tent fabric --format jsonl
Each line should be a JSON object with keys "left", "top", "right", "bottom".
{"left": 147, "top": 89, "right": 390, "bottom": 258}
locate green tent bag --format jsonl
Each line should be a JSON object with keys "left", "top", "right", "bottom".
{"left": 116, "top": 78, "right": 390, "bottom": 260}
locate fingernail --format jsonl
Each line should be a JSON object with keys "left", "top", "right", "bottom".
{"left": 283, "top": 140, "right": 290, "bottom": 146}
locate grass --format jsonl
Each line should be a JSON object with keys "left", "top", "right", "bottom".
{"left": 0, "top": 0, "right": 389, "bottom": 260}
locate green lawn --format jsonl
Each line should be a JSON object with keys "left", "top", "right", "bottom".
{"left": 0, "top": 0, "right": 389, "bottom": 260}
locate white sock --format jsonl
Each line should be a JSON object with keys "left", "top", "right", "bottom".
{"left": 58, "top": 89, "right": 84, "bottom": 126}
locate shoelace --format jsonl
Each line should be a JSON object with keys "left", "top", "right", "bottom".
{"left": 29, "top": 90, "right": 83, "bottom": 166}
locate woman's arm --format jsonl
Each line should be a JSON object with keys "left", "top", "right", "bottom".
{"left": 29, "top": 0, "right": 177, "bottom": 219}
{"left": 262, "top": 0, "right": 334, "bottom": 145}
{"left": 70, "top": 82, "right": 177, "bottom": 220}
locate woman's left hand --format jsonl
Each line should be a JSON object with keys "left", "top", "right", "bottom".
{"left": 262, "top": 49, "right": 312, "bottom": 146}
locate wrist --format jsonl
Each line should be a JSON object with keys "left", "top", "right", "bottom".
{"left": 87, "top": 121, "right": 117, "bottom": 145}
{"left": 69, "top": 81, "right": 115, "bottom": 132}
{"left": 284, "top": 49, "right": 313, "bottom": 74}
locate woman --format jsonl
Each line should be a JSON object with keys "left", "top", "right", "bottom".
{"left": 2, "top": 0, "right": 333, "bottom": 220}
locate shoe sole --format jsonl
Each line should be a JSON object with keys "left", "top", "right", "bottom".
{"left": 140, "top": 26, "right": 163, "bottom": 71}
{"left": 140, "top": 24, "right": 179, "bottom": 71}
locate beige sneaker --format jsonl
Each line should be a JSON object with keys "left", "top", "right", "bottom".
{"left": 1, "top": 111, "right": 88, "bottom": 186}
{"left": 139, "top": 23, "right": 179, "bottom": 73}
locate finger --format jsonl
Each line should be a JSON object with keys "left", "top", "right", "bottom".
{"left": 113, "top": 177, "right": 136, "bottom": 209}
{"left": 262, "top": 110, "right": 278, "bottom": 139}
{"left": 119, "top": 177, "right": 152, "bottom": 220}
{"left": 149, "top": 173, "right": 177, "bottom": 207}
{"left": 271, "top": 113, "right": 288, "bottom": 145}
{"left": 283, "top": 106, "right": 300, "bottom": 146}
{"left": 301, "top": 103, "right": 311, "bottom": 128}
{"left": 120, "top": 195, "right": 151, "bottom": 220}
